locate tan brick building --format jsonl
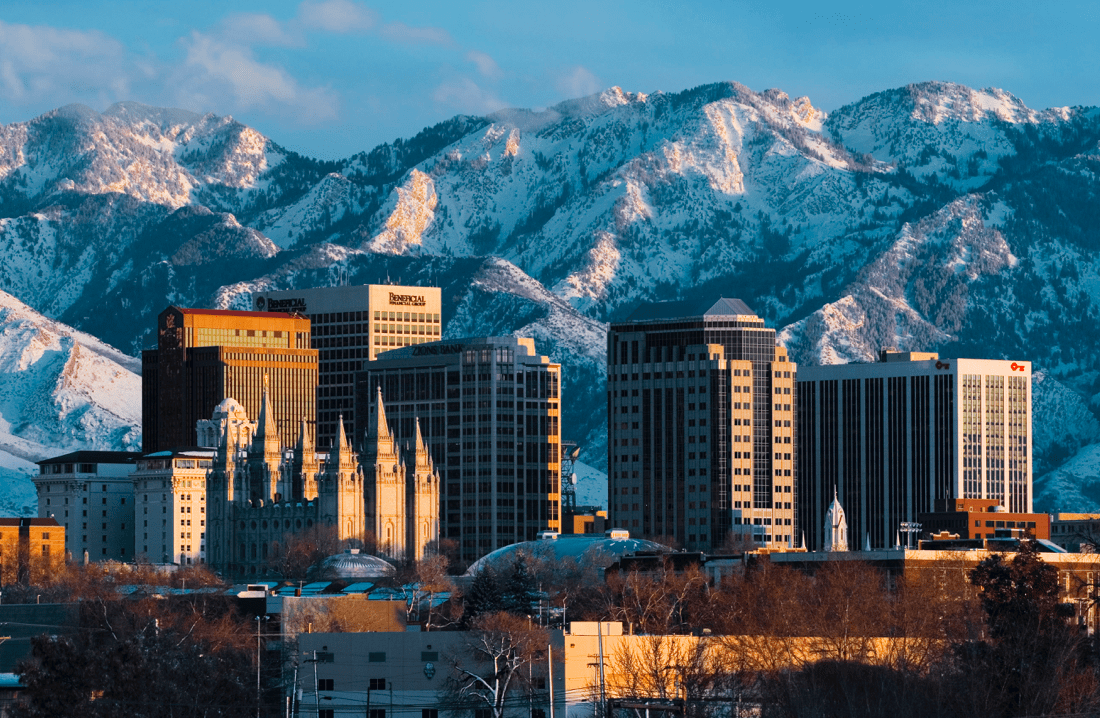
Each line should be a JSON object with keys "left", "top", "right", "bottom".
{"left": 0, "top": 518, "right": 64, "bottom": 584}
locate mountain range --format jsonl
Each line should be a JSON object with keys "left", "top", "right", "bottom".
{"left": 1, "top": 81, "right": 1099, "bottom": 515}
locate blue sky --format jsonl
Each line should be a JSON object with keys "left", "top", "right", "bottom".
{"left": 1, "top": 0, "right": 1097, "bottom": 159}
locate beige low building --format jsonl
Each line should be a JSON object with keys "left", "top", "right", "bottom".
{"left": 294, "top": 621, "right": 944, "bottom": 718}
{"left": 1050, "top": 513, "right": 1100, "bottom": 552}
{"left": 769, "top": 547, "right": 1100, "bottom": 633}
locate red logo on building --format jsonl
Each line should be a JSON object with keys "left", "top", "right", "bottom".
{"left": 1010, "top": 362, "right": 1026, "bottom": 372}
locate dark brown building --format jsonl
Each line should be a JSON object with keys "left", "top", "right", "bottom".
{"left": 142, "top": 307, "right": 318, "bottom": 453}
{"left": 918, "top": 498, "right": 1049, "bottom": 541}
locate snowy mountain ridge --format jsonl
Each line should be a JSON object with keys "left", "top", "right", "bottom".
{"left": 1, "top": 80, "right": 1100, "bottom": 514}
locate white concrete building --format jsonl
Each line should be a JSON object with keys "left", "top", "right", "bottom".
{"left": 132, "top": 448, "right": 215, "bottom": 565}
{"left": 34, "top": 451, "right": 140, "bottom": 562}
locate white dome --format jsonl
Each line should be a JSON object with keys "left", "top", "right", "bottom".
{"left": 212, "top": 397, "right": 248, "bottom": 419}
{"left": 465, "top": 534, "right": 673, "bottom": 576}
{"left": 310, "top": 549, "right": 396, "bottom": 580}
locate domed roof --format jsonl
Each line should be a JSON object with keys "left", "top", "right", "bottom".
{"left": 212, "top": 397, "right": 248, "bottom": 418}
{"left": 465, "top": 530, "right": 672, "bottom": 576}
{"left": 310, "top": 549, "right": 395, "bottom": 580}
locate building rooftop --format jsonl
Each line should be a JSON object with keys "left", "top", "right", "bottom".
{"left": 465, "top": 531, "right": 673, "bottom": 575}
{"left": 141, "top": 448, "right": 217, "bottom": 459}
{"left": 624, "top": 297, "right": 758, "bottom": 323}
{"left": 0, "top": 518, "right": 61, "bottom": 527}
{"left": 377, "top": 336, "right": 541, "bottom": 361}
{"left": 37, "top": 451, "right": 142, "bottom": 467}
{"left": 879, "top": 350, "right": 940, "bottom": 363}
{"left": 170, "top": 306, "right": 298, "bottom": 319}
{"left": 309, "top": 549, "right": 396, "bottom": 580}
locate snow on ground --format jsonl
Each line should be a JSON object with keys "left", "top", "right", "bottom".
{"left": 1035, "top": 441, "right": 1100, "bottom": 513}
{"left": 570, "top": 460, "right": 607, "bottom": 509}
{"left": 0, "top": 449, "right": 39, "bottom": 516}
{"left": 0, "top": 289, "right": 141, "bottom": 471}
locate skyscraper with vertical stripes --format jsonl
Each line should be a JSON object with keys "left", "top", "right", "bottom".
{"left": 796, "top": 351, "right": 1032, "bottom": 551}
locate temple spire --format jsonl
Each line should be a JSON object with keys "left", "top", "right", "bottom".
{"left": 295, "top": 416, "right": 313, "bottom": 455}
{"left": 215, "top": 421, "right": 235, "bottom": 470}
{"left": 824, "top": 486, "right": 849, "bottom": 552}
{"left": 364, "top": 387, "right": 397, "bottom": 461}
{"left": 250, "top": 374, "right": 282, "bottom": 459}
{"left": 337, "top": 413, "right": 349, "bottom": 452}
{"left": 414, "top": 419, "right": 432, "bottom": 470}
{"left": 374, "top": 387, "right": 390, "bottom": 438}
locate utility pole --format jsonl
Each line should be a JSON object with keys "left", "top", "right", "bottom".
{"left": 313, "top": 652, "right": 320, "bottom": 718}
{"left": 256, "top": 616, "right": 264, "bottom": 718}
{"left": 548, "top": 644, "right": 555, "bottom": 718}
{"left": 597, "top": 623, "right": 606, "bottom": 718}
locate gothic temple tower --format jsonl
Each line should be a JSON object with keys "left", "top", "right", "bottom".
{"left": 318, "top": 417, "right": 365, "bottom": 543}
{"left": 293, "top": 416, "right": 320, "bottom": 501}
{"left": 362, "top": 389, "right": 407, "bottom": 560}
{"left": 246, "top": 377, "right": 285, "bottom": 504}
{"left": 406, "top": 419, "right": 440, "bottom": 562}
{"left": 204, "top": 383, "right": 440, "bottom": 576}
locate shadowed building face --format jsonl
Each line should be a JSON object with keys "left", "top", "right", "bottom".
{"left": 142, "top": 306, "right": 317, "bottom": 453}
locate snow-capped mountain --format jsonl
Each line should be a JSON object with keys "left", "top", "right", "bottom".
{"left": 0, "top": 290, "right": 141, "bottom": 514}
{"left": 1, "top": 80, "right": 1100, "bottom": 513}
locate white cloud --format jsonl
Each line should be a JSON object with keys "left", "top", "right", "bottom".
{"left": 380, "top": 21, "right": 452, "bottom": 46}
{"left": 556, "top": 65, "right": 602, "bottom": 99}
{"left": 298, "top": 0, "right": 377, "bottom": 34}
{"left": 0, "top": 20, "right": 131, "bottom": 106}
{"left": 466, "top": 50, "right": 501, "bottom": 79}
{"left": 176, "top": 32, "right": 338, "bottom": 122}
{"left": 0, "top": 9, "right": 487, "bottom": 131}
{"left": 219, "top": 13, "right": 301, "bottom": 47}
{"left": 433, "top": 77, "right": 506, "bottom": 115}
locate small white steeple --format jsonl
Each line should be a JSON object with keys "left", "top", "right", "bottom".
{"left": 824, "top": 487, "right": 849, "bottom": 552}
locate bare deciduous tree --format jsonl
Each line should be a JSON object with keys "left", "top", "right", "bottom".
{"left": 269, "top": 524, "right": 344, "bottom": 579}
{"left": 445, "top": 612, "right": 548, "bottom": 718}
{"left": 394, "top": 554, "right": 457, "bottom": 630}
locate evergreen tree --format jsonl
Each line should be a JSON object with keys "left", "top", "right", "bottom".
{"left": 462, "top": 566, "right": 503, "bottom": 627}
{"left": 501, "top": 555, "right": 538, "bottom": 617}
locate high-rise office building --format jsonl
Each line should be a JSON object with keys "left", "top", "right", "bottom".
{"left": 607, "top": 297, "right": 797, "bottom": 551}
{"left": 355, "top": 336, "right": 562, "bottom": 563}
{"left": 141, "top": 307, "right": 317, "bottom": 453}
{"left": 252, "top": 285, "right": 442, "bottom": 449}
{"left": 796, "top": 351, "right": 1032, "bottom": 551}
